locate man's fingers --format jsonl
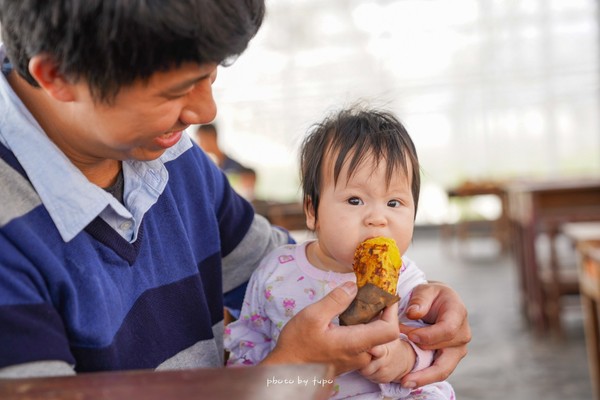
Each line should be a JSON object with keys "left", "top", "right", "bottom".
{"left": 305, "top": 281, "right": 357, "bottom": 322}
{"left": 405, "top": 281, "right": 467, "bottom": 325}
{"left": 404, "top": 317, "right": 471, "bottom": 349}
{"left": 403, "top": 282, "right": 470, "bottom": 348}
{"left": 362, "top": 303, "right": 400, "bottom": 347}
{"left": 380, "top": 302, "right": 399, "bottom": 325}
{"left": 339, "top": 304, "right": 399, "bottom": 356}
{"left": 367, "top": 344, "right": 386, "bottom": 359}
{"left": 405, "top": 284, "right": 435, "bottom": 319}
{"left": 401, "top": 345, "right": 467, "bottom": 388}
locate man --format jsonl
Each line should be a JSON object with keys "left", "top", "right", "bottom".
{"left": 0, "top": 0, "right": 469, "bottom": 387}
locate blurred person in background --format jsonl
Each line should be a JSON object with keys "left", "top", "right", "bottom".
{"left": 0, "top": 0, "right": 469, "bottom": 387}
{"left": 194, "top": 123, "right": 246, "bottom": 174}
{"left": 192, "top": 124, "right": 257, "bottom": 201}
{"left": 236, "top": 166, "right": 258, "bottom": 201}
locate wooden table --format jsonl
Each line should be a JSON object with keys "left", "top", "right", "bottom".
{"left": 504, "top": 178, "right": 600, "bottom": 336}
{"left": 577, "top": 241, "right": 600, "bottom": 400}
{"left": 563, "top": 222, "right": 600, "bottom": 399}
{"left": 0, "top": 363, "right": 335, "bottom": 400}
{"left": 563, "top": 222, "right": 600, "bottom": 244}
{"left": 444, "top": 180, "right": 510, "bottom": 256}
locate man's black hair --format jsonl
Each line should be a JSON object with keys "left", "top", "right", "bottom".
{"left": 0, "top": 0, "right": 265, "bottom": 102}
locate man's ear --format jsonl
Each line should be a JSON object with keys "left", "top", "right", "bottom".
{"left": 304, "top": 197, "right": 316, "bottom": 231}
{"left": 28, "top": 54, "right": 76, "bottom": 102}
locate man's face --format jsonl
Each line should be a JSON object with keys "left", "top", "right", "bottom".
{"left": 52, "top": 62, "right": 218, "bottom": 165}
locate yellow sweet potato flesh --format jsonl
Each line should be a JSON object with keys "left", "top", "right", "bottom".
{"left": 353, "top": 237, "right": 401, "bottom": 295}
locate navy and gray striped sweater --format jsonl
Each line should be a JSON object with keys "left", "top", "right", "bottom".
{"left": 0, "top": 142, "right": 289, "bottom": 373}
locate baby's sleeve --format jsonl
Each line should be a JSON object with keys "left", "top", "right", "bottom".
{"left": 224, "top": 266, "right": 275, "bottom": 366}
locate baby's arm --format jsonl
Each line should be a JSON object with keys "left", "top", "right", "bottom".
{"left": 361, "top": 333, "right": 434, "bottom": 399}
{"left": 361, "top": 332, "right": 433, "bottom": 383}
{"left": 224, "top": 268, "right": 274, "bottom": 366}
{"left": 360, "top": 257, "right": 436, "bottom": 391}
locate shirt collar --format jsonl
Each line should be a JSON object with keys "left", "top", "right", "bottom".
{"left": 0, "top": 43, "right": 192, "bottom": 242}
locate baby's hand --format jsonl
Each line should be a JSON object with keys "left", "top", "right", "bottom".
{"left": 359, "top": 338, "right": 416, "bottom": 384}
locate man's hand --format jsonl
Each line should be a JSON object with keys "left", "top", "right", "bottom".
{"left": 398, "top": 281, "right": 470, "bottom": 387}
{"left": 261, "top": 282, "right": 400, "bottom": 376}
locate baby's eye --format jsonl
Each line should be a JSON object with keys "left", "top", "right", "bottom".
{"left": 347, "top": 197, "right": 363, "bottom": 206}
{"left": 387, "top": 199, "right": 401, "bottom": 208}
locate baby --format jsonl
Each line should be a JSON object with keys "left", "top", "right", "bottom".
{"left": 225, "top": 106, "right": 455, "bottom": 399}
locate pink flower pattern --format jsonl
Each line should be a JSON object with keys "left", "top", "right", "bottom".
{"left": 304, "top": 288, "right": 316, "bottom": 300}
{"left": 282, "top": 298, "right": 296, "bottom": 317}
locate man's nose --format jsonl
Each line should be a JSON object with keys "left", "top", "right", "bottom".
{"left": 179, "top": 80, "right": 217, "bottom": 125}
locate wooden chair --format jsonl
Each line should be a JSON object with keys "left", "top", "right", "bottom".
{"left": 504, "top": 179, "right": 600, "bottom": 336}
{"left": 265, "top": 201, "right": 307, "bottom": 231}
{"left": 539, "top": 220, "right": 581, "bottom": 337}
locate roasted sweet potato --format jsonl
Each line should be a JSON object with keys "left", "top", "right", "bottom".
{"left": 339, "top": 237, "right": 401, "bottom": 325}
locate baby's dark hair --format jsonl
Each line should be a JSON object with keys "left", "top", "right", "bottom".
{"left": 300, "top": 106, "right": 420, "bottom": 223}
{"left": 0, "top": 0, "right": 265, "bottom": 102}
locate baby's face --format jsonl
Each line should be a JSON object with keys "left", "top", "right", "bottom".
{"left": 306, "top": 153, "right": 416, "bottom": 272}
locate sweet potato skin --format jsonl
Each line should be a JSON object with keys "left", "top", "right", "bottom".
{"left": 339, "top": 283, "right": 399, "bottom": 325}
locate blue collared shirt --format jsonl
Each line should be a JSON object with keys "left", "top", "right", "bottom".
{"left": 0, "top": 44, "right": 192, "bottom": 243}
